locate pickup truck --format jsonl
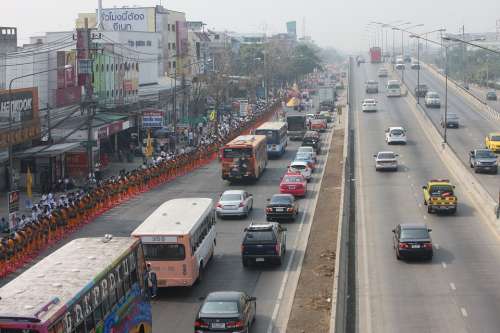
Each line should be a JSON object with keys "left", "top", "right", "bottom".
{"left": 422, "top": 179, "right": 457, "bottom": 214}
{"left": 241, "top": 222, "right": 286, "bottom": 266}
{"left": 469, "top": 149, "right": 498, "bottom": 174}
{"left": 310, "top": 118, "right": 327, "bottom": 132}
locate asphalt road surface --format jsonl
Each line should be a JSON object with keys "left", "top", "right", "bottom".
{"left": 3, "top": 109, "right": 335, "bottom": 333}
{"left": 355, "top": 61, "right": 500, "bottom": 332}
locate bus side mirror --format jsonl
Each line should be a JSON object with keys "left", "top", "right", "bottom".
{"left": 248, "top": 296, "right": 257, "bottom": 301}
{"left": 422, "top": 185, "right": 427, "bottom": 189}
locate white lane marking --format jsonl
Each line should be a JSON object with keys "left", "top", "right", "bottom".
{"left": 461, "top": 307, "right": 468, "bottom": 317}
{"left": 450, "top": 282, "right": 456, "bottom": 291}
{"left": 442, "top": 262, "right": 447, "bottom": 269}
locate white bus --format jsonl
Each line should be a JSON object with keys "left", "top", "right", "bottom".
{"left": 387, "top": 80, "right": 402, "bottom": 97}
{"left": 255, "top": 121, "right": 288, "bottom": 156}
{"left": 131, "top": 198, "right": 216, "bottom": 288}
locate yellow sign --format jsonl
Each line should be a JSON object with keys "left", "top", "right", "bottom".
{"left": 209, "top": 110, "right": 216, "bottom": 122}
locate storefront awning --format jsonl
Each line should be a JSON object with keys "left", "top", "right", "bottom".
{"left": 14, "top": 142, "right": 81, "bottom": 159}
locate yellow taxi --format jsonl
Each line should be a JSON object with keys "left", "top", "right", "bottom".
{"left": 422, "top": 179, "right": 457, "bottom": 214}
{"left": 485, "top": 132, "right": 500, "bottom": 153}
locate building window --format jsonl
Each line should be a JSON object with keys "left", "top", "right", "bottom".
{"left": 128, "top": 40, "right": 134, "bottom": 47}
{"left": 136, "top": 40, "right": 145, "bottom": 47}
{"left": 146, "top": 41, "right": 152, "bottom": 46}
{"left": 173, "top": 61, "right": 176, "bottom": 69}
{"left": 106, "top": 64, "right": 109, "bottom": 72}
{"left": 172, "top": 42, "right": 176, "bottom": 50}
{"left": 167, "top": 24, "right": 171, "bottom": 31}
{"left": 172, "top": 24, "right": 176, "bottom": 32}
{"left": 214, "top": 34, "right": 220, "bottom": 40}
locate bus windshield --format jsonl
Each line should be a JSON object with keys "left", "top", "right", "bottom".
{"left": 388, "top": 83, "right": 400, "bottom": 90}
{"left": 255, "top": 129, "right": 279, "bottom": 144}
{"left": 223, "top": 148, "right": 253, "bottom": 159}
{"left": 143, "top": 243, "right": 186, "bottom": 261}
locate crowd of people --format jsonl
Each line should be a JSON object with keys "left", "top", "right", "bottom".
{"left": 0, "top": 99, "right": 280, "bottom": 278}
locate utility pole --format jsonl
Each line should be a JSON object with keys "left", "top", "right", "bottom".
{"left": 462, "top": 25, "right": 466, "bottom": 86}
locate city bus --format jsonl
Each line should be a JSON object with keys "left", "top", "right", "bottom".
{"left": 387, "top": 80, "right": 402, "bottom": 97}
{"left": 0, "top": 237, "right": 152, "bottom": 333}
{"left": 255, "top": 121, "right": 288, "bottom": 157}
{"left": 220, "top": 135, "right": 268, "bottom": 181}
{"left": 131, "top": 198, "right": 216, "bottom": 288}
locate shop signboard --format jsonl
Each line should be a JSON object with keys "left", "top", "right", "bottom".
{"left": 100, "top": 7, "right": 156, "bottom": 32}
{"left": 142, "top": 110, "right": 164, "bottom": 128}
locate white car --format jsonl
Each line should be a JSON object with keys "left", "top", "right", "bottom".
{"left": 289, "top": 160, "right": 312, "bottom": 180}
{"left": 377, "top": 68, "right": 388, "bottom": 77}
{"left": 297, "top": 146, "right": 317, "bottom": 162}
{"left": 395, "top": 63, "right": 405, "bottom": 70}
{"left": 362, "top": 99, "right": 378, "bottom": 112}
{"left": 424, "top": 91, "right": 441, "bottom": 108}
{"left": 216, "top": 190, "right": 253, "bottom": 218}
{"left": 385, "top": 126, "right": 407, "bottom": 145}
{"left": 374, "top": 151, "right": 399, "bottom": 171}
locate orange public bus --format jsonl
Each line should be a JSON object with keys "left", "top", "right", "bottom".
{"left": 221, "top": 135, "right": 268, "bottom": 181}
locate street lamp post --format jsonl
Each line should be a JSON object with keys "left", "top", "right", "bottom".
{"left": 444, "top": 45, "right": 448, "bottom": 143}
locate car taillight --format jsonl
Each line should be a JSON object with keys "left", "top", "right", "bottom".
{"left": 239, "top": 202, "right": 245, "bottom": 207}
{"left": 194, "top": 320, "right": 209, "bottom": 328}
{"left": 399, "top": 242, "right": 409, "bottom": 249}
{"left": 266, "top": 207, "right": 272, "bottom": 212}
{"left": 275, "top": 244, "right": 280, "bottom": 254}
{"left": 287, "top": 208, "right": 294, "bottom": 212}
{"left": 423, "top": 242, "right": 433, "bottom": 249}
{"left": 216, "top": 202, "right": 222, "bottom": 208}
{"left": 226, "top": 320, "right": 244, "bottom": 329}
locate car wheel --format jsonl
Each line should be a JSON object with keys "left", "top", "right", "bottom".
{"left": 242, "top": 258, "right": 250, "bottom": 267}
{"left": 427, "top": 205, "right": 433, "bottom": 214}
{"left": 427, "top": 254, "right": 433, "bottom": 261}
{"left": 474, "top": 168, "right": 479, "bottom": 173}
{"left": 266, "top": 216, "right": 271, "bottom": 222}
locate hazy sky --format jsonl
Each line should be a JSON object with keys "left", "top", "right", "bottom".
{"left": 1, "top": 0, "right": 499, "bottom": 53}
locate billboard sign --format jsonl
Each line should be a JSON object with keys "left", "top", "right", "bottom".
{"left": 0, "top": 88, "right": 38, "bottom": 123}
{"left": 100, "top": 7, "right": 156, "bottom": 32}
{"left": 142, "top": 109, "right": 164, "bottom": 128}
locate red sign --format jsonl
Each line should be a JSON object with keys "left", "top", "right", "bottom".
{"left": 98, "top": 126, "right": 108, "bottom": 139}
{"left": 66, "top": 152, "right": 88, "bottom": 178}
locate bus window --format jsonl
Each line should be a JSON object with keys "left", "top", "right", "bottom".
{"left": 93, "top": 303, "right": 103, "bottom": 324}
{"left": 143, "top": 244, "right": 186, "bottom": 261}
{"left": 223, "top": 148, "right": 252, "bottom": 159}
{"left": 85, "top": 313, "right": 95, "bottom": 333}
{"left": 115, "top": 267, "right": 124, "bottom": 301}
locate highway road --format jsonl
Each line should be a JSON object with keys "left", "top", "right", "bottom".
{"left": 355, "top": 60, "right": 500, "bottom": 332}
{"left": 3, "top": 107, "right": 334, "bottom": 333}
{"left": 395, "top": 65, "right": 500, "bottom": 201}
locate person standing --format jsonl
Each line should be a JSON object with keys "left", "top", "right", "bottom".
{"left": 145, "top": 263, "right": 157, "bottom": 298}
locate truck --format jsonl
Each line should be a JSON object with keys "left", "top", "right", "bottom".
{"left": 370, "top": 47, "right": 382, "bottom": 63}
{"left": 318, "top": 85, "right": 336, "bottom": 105}
{"left": 286, "top": 114, "right": 307, "bottom": 140}
{"left": 422, "top": 179, "right": 457, "bottom": 214}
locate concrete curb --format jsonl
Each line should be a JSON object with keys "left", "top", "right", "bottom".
{"left": 395, "top": 66, "right": 500, "bottom": 237}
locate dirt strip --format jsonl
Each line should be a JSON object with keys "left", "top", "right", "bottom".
{"left": 287, "top": 127, "right": 345, "bottom": 333}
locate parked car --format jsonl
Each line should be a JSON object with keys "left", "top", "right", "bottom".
{"left": 241, "top": 222, "right": 286, "bottom": 266}
{"left": 194, "top": 291, "right": 256, "bottom": 332}
{"left": 486, "top": 91, "right": 498, "bottom": 101}
{"left": 440, "top": 113, "right": 459, "bottom": 128}
{"left": 216, "top": 190, "right": 253, "bottom": 218}
{"left": 266, "top": 194, "right": 299, "bottom": 222}
{"left": 374, "top": 151, "right": 399, "bottom": 171}
{"left": 414, "top": 84, "right": 429, "bottom": 97}
{"left": 393, "top": 223, "right": 433, "bottom": 260}
{"left": 280, "top": 172, "right": 307, "bottom": 197}
{"left": 385, "top": 126, "right": 407, "bottom": 145}
{"left": 395, "top": 63, "right": 405, "bottom": 70}
{"left": 469, "top": 149, "right": 498, "bottom": 174}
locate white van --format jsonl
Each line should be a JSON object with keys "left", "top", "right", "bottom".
{"left": 387, "top": 80, "right": 402, "bottom": 97}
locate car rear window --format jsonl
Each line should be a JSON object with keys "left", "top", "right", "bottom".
{"left": 201, "top": 301, "right": 239, "bottom": 314}
{"left": 284, "top": 176, "right": 303, "bottom": 183}
{"left": 291, "top": 164, "right": 306, "bottom": 170}
{"left": 221, "top": 193, "right": 242, "bottom": 201}
{"left": 429, "top": 185, "right": 454, "bottom": 196}
{"left": 244, "top": 230, "right": 276, "bottom": 244}
{"left": 400, "top": 228, "right": 429, "bottom": 240}
{"left": 390, "top": 129, "right": 404, "bottom": 136}
{"left": 378, "top": 153, "right": 395, "bottom": 159}
{"left": 271, "top": 196, "right": 293, "bottom": 204}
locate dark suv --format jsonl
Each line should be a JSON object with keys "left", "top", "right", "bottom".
{"left": 302, "top": 131, "right": 321, "bottom": 154}
{"left": 241, "top": 223, "right": 286, "bottom": 267}
{"left": 414, "top": 84, "right": 429, "bottom": 97}
{"left": 266, "top": 194, "right": 299, "bottom": 221}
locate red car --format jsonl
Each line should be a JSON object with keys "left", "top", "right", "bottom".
{"left": 280, "top": 172, "right": 307, "bottom": 197}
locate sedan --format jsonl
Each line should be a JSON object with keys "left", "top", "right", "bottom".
{"left": 297, "top": 146, "right": 317, "bottom": 162}
{"left": 374, "top": 151, "right": 398, "bottom": 171}
{"left": 294, "top": 152, "right": 316, "bottom": 170}
{"left": 440, "top": 113, "right": 459, "bottom": 128}
{"left": 280, "top": 173, "right": 307, "bottom": 197}
{"left": 194, "top": 291, "right": 256, "bottom": 333}
{"left": 289, "top": 160, "right": 312, "bottom": 180}
{"left": 216, "top": 190, "right": 253, "bottom": 218}
{"left": 393, "top": 223, "right": 433, "bottom": 260}
{"left": 362, "top": 98, "right": 378, "bottom": 112}
{"left": 266, "top": 194, "right": 299, "bottom": 221}
{"left": 486, "top": 91, "right": 498, "bottom": 101}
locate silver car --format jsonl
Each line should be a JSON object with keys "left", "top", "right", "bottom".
{"left": 374, "top": 151, "right": 399, "bottom": 171}
{"left": 216, "top": 190, "right": 254, "bottom": 218}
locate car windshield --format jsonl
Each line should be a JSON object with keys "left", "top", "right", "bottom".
{"left": 429, "top": 185, "right": 454, "bottom": 197}
{"left": 447, "top": 114, "right": 458, "bottom": 120}
{"left": 284, "top": 176, "right": 303, "bottom": 183}
{"left": 390, "top": 129, "right": 404, "bottom": 136}
{"left": 476, "top": 150, "right": 496, "bottom": 158}
{"left": 201, "top": 301, "right": 239, "bottom": 314}
{"left": 244, "top": 230, "right": 276, "bottom": 244}
{"left": 491, "top": 136, "right": 500, "bottom": 141}
{"left": 291, "top": 163, "right": 306, "bottom": 170}
{"left": 427, "top": 93, "right": 439, "bottom": 98}
{"left": 363, "top": 99, "right": 375, "bottom": 104}
{"left": 488, "top": 92, "right": 496, "bottom": 96}
{"left": 271, "top": 195, "right": 293, "bottom": 204}
{"left": 388, "top": 83, "right": 400, "bottom": 89}
{"left": 400, "top": 228, "right": 429, "bottom": 240}
{"left": 221, "top": 193, "right": 242, "bottom": 201}
{"left": 378, "top": 153, "right": 395, "bottom": 159}
{"left": 295, "top": 154, "right": 311, "bottom": 161}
